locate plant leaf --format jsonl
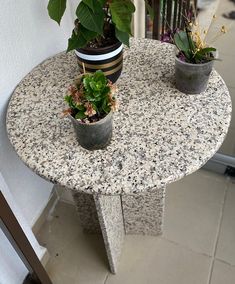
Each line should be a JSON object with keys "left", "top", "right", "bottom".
{"left": 47, "top": 0, "right": 67, "bottom": 25}
{"left": 198, "top": 47, "right": 216, "bottom": 55}
{"left": 110, "top": 0, "right": 135, "bottom": 34}
{"left": 83, "top": 0, "right": 95, "bottom": 12}
{"left": 98, "top": 0, "right": 106, "bottom": 7}
{"left": 76, "top": 105, "right": 86, "bottom": 111}
{"left": 75, "top": 112, "right": 86, "bottom": 119}
{"left": 174, "top": 31, "right": 190, "bottom": 53}
{"left": 67, "top": 26, "right": 97, "bottom": 52}
{"left": 115, "top": 27, "right": 130, "bottom": 46}
{"left": 76, "top": 1, "right": 104, "bottom": 34}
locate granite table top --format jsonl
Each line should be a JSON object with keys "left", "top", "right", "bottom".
{"left": 6, "top": 38, "right": 232, "bottom": 195}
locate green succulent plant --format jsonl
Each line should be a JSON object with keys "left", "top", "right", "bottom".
{"left": 64, "top": 70, "right": 117, "bottom": 122}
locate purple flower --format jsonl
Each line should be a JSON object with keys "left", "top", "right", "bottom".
{"left": 161, "top": 28, "right": 180, "bottom": 44}
{"left": 178, "top": 51, "right": 186, "bottom": 62}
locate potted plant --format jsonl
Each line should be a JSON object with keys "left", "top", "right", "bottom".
{"left": 63, "top": 70, "right": 117, "bottom": 150}
{"left": 172, "top": 19, "right": 227, "bottom": 94}
{"left": 47, "top": 0, "right": 145, "bottom": 82}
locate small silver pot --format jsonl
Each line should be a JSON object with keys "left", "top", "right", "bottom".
{"left": 69, "top": 111, "right": 113, "bottom": 150}
{"left": 175, "top": 55, "right": 215, "bottom": 94}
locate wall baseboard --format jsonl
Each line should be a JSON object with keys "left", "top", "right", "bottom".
{"left": 203, "top": 153, "right": 235, "bottom": 175}
{"left": 32, "top": 190, "right": 58, "bottom": 236}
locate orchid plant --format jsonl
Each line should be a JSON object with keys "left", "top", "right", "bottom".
{"left": 162, "top": 14, "right": 227, "bottom": 64}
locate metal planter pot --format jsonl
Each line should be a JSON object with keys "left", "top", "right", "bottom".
{"left": 69, "top": 111, "right": 113, "bottom": 150}
{"left": 175, "top": 56, "right": 215, "bottom": 94}
{"left": 75, "top": 41, "right": 123, "bottom": 83}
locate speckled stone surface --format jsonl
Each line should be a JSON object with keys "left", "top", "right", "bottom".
{"left": 71, "top": 191, "right": 101, "bottom": 234}
{"left": 94, "top": 195, "right": 124, "bottom": 274}
{"left": 6, "top": 38, "right": 232, "bottom": 195}
{"left": 122, "top": 187, "right": 165, "bottom": 235}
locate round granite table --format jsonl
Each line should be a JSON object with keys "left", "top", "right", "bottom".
{"left": 6, "top": 38, "right": 232, "bottom": 274}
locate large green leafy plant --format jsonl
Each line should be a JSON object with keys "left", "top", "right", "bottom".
{"left": 64, "top": 70, "right": 117, "bottom": 122}
{"left": 48, "top": 0, "right": 150, "bottom": 51}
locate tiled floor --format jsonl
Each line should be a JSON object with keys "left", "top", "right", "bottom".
{"left": 208, "top": 0, "right": 235, "bottom": 156}
{"left": 37, "top": 169, "right": 235, "bottom": 284}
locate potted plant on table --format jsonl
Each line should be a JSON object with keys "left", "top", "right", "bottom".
{"left": 47, "top": 0, "right": 138, "bottom": 82}
{"left": 172, "top": 19, "right": 227, "bottom": 94}
{"left": 63, "top": 70, "right": 117, "bottom": 150}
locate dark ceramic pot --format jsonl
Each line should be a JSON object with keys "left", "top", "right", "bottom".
{"left": 69, "top": 111, "right": 113, "bottom": 150}
{"left": 175, "top": 56, "right": 215, "bottom": 94}
{"left": 75, "top": 41, "right": 123, "bottom": 83}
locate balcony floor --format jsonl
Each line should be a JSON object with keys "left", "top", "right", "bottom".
{"left": 37, "top": 169, "right": 235, "bottom": 284}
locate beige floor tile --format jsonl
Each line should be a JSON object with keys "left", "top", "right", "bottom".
{"left": 214, "top": 54, "right": 235, "bottom": 88}
{"left": 211, "top": 260, "right": 235, "bottom": 284}
{"left": 164, "top": 169, "right": 227, "bottom": 255}
{"left": 106, "top": 236, "right": 211, "bottom": 284}
{"left": 60, "top": 188, "right": 75, "bottom": 204}
{"left": 206, "top": 0, "right": 235, "bottom": 47}
{"left": 54, "top": 185, "right": 75, "bottom": 204}
{"left": 216, "top": 183, "right": 235, "bottom": 265}
{"left": 218, "top": 127, "right": 235, "bottom": 156}
{"left": 212, "top": 25, "right": 235, "bottom": 57}
{"left": 37, "top": 202, "right": 108, "bottom": 284}
{"left": 209, "top": 1, "right": 235, "bottom": 87}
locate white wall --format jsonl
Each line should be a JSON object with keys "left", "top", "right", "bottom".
{"left": 0, "top": 0, "right": 78, "bottom": 283}
{"left": 0, "top": 0, "right": 77, "bottom": 226}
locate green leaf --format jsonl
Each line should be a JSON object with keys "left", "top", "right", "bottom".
{"left": 76, "top": 104, "right": 86, "bottom": 111}
{"left": 102, "top": 100, "right": 110, "bottom": 113}
{"left": 145, "top": 0, "right": 154, "bottom": 21}
{"left": 115, "top": 27, "right": 130, "bottom": 47}
{"left": 67, "top": 30, "right": 86, "bottom": 52}
{"left": 98, "top": 0, "right": 106, "bottom": 7}
{"left": 174, "top": 31, "right": 190, "bottom": 53}
{"left": 67, "top": 26, "right": 97, "bottom": 52}
{"left": 83, "top": 0, "right": 95, "bottom": 12}
{"left": 76, "top": 1, "right": 104, "bottom": 34}
{"left": 110, "top": 0, "right": 135, "bottom": 34}
{"left": 85, "top": 94, "right": 97, "bottom": 101}
{"left": 93, "top": 70, "right": 107, "bottom": 85}
{"left": 198, "top": 47, "right": 216, "bottom": 55}
{"left": 64, "top": 95, "right": 75, "bottom": 108}
{"left": 47, "top": 0, "right": 67, "bottom": 25}
{"left": 75, "top": 112, "right": 86, "bottom": 119}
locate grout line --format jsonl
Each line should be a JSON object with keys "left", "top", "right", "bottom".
{"left": 207, "top": 183, "right": 229, "bottom": 284}
{"left": 104, "top": 272, "right": 109, "bottom": 284}
{"left": 215, "top": 257, "right": 235, "bottom": 267}
{"left": 160, "top": 236, "right": 212, "bottom": 258}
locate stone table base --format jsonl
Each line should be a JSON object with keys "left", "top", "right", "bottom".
{"left": 71, "top": 187, "right": 165, "bottom": 273}
{"left": 122, "top": 187, "right": 166, "bottom": 235}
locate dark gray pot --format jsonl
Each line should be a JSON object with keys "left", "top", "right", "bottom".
{"left": 175, "top": 56, "right": 215, "bottom": 94}
{"left": 69, "top": 112, "right": 113, "bottom": 150}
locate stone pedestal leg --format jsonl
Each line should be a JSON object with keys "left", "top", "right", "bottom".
{"left": 72, "top": 191, "right": 125, "bottom": 274}
{"left": 94, "top": 195, "right": 125, "bottom": 274}
{"left": 121, "top": 187, "right": 166, "bottom": 235}
{"left": 71, "top": 191, "right": 101, "bottom": 234}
